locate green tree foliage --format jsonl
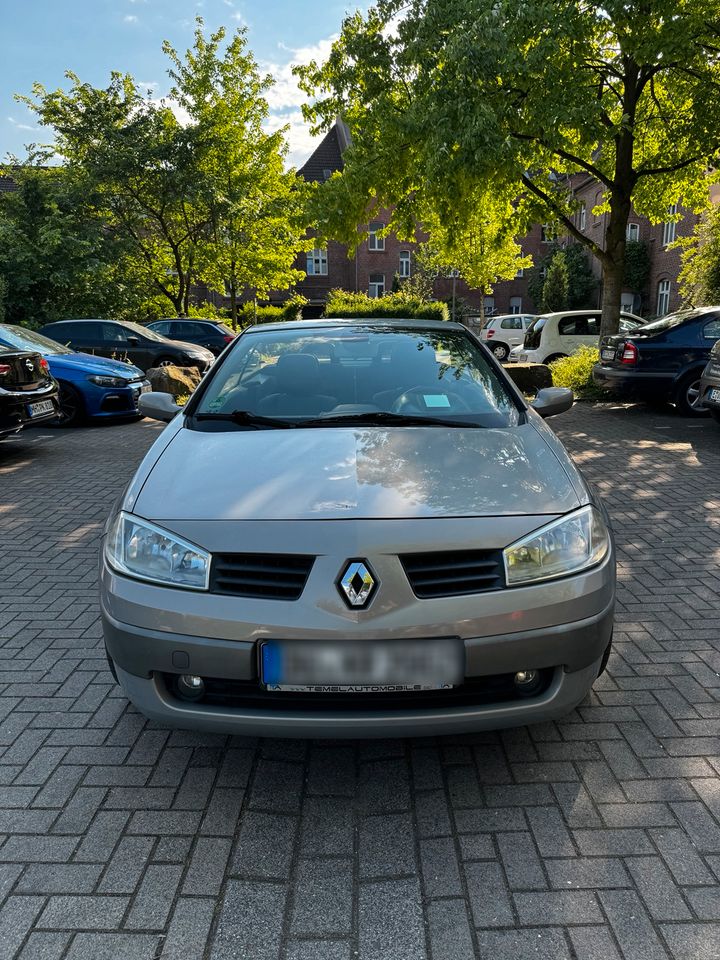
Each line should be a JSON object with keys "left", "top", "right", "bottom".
{"left": 542, "top": 252, "right": 570, "bottom": 312}
{"left": 624, "top": 240, "right": 651, "bottom": 297}
{"left": 297, "top": 0, "right": 720, "bottom": 337}
{"left": 0, "top": 162, "right": 131, "bottom": 323}
{"left": 679, "top": 204, "right": 720, "bottom": 305}
{"left": 324, "top": 289, "right": 449, "bottom": 321}
{"left": 19, "top": 21, "right": 306, "bottom": 319}
{"left": 528, "top": 243, "right": 597, "bottom": 311}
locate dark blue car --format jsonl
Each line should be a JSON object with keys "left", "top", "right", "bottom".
{"left": 593, "top": 307, "right": 720, "bottom": 416}
{"left": 0, "top": 324, "right": 150, "bottom": 426}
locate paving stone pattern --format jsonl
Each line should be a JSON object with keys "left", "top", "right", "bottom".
{"left": 0, "top": 404, "right": 719, "bottom": 959}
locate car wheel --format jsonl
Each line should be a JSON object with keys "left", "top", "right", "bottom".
{"left": 491, "top": 343, "right": 509, "bottom": 361}
{"left": 156, "top": 356, "right": 177, "bottom": 368}
{"left": 544, "top": 353, "right": 567, "bottom": 365}
{"left": 52, "top": 382, "right": 85, "bottom": 427}
{"left": 674, "top": 372, "right": 710, "bottom": 417}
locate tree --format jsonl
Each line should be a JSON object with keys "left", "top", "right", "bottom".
{"left": 679, "top": 203, "right": 720, "bottom": 305}
{"left": 528, "top": 242, "right": 597, "bottom": 311}
{"left": 0, "top": 162, "right": 131, "bottom": 323}
{"left": 624, "top": 240, "right": 651, "bottom": 301}
{"left": 541, "top": 252, "right": 570, "bottom": 312}
{"left": 164, "top": 24, "right": 309, "bottom": 327}
{"left": 297, "top": 0, "right": 720, "bottom": 337}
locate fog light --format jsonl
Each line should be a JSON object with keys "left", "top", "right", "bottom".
{"left": 177, "top": 674, "right": 205, "bottom": 701}
{"left": 513, "top": 670, "right": 541, "bottom": 696}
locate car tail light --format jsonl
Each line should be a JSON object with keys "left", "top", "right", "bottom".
{"left": 0, "top": 364, "right": 10, "bottom": 376}
{"left": 39, "top": 358, "right": 49, "bottom": 372}
{"left": 486, "top": 329, "right": 495, "bottom": 338}
{"left": 620, "top": 342, "right": 638, "bottom": 365}
{"left": 223, "top": 335, "right": 235, "bottom": 343}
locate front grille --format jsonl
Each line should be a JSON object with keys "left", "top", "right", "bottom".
{"left": 163, "top": 669, "right": 553, "bottom": 711}
{"left": 209, "top": 553, "right": 315, "bottom": 600}
{"left": 401, "top": 549, "right": 505, "bottom": 598}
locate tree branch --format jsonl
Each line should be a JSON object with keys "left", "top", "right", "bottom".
{"left": 511, "top": 133, "right": 613, "bottom": 187}
{"left": 636, "top": 153, "right": 709, "bottom": 177}
{"left": 521, "top": 173, "right": 608, "bottom": 264}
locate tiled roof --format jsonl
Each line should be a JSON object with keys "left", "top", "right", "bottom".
{"left": 0, "top": 174, "right": 17, "bottom": 193}
{"left": 298, "top": 120, "right": 352, "bottom": 183}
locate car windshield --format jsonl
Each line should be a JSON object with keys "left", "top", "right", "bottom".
{"left": 0, "top": 324, "right": 72, "bottom": 356}
{"left": 633, "top": 308, "right": 707, "bottom": 335}
{"left": 193, "top": 325, "right": 521, "bottom": 428}
{"left": 123, "top": 321, "right": 168, "bottom": 342}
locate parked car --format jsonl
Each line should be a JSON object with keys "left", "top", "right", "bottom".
{"left": 146, "top": 319, "right": 236, "bottom": 356}
{"left": 478, "top": 314, "right": 537, "bottom": 361}
{"left": 0, "top": 324, "right": 151, "bottom": 426}
{"left": 513, "top": 310, "right": 644, "bottom": 365}
{"left": 0, "top": 347, "right": 59, "bottom": 439}
{"left": 699, "top": 336, "right": 720, "bottom": 424}
{"left": 101, "top": 317, "right": 615, "bottom": 738}
{"left": 593, "top": 307, "right": 720, "bottom": 416}
{"left": 38, "top": 319, "right": 214, "bottom": 374}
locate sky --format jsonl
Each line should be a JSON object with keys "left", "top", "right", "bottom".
{"left": 0, "top": 0, "right": 369, "bottom": 168}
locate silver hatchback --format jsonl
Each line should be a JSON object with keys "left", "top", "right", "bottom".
{"left": 101, "top": 319, "right": 615, "bottom": 738}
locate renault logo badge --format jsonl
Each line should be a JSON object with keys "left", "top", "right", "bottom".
{"left": 338, "top": 560, "right": 377, "bottom": 608}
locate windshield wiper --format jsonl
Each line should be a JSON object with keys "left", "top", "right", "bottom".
{"left": 194, "top": 410, "right": 296, "bottom": 429}
{"left": 296, "top": 411, "right": 479, "bottom": 429}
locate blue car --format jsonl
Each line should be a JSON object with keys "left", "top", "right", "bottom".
{"left": 0, "top": 324, "right": 151, "bottom": 426}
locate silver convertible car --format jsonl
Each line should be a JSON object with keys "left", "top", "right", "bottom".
{"left": 101, "top": 319, "right": 615, "bottom": 738}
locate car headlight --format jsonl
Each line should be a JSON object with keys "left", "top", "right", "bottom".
{"left": 504, "top": 505, "right": 609, "bottom": 586}
{"left": 105, "top": 512, "right": 210, "bottom": 590}
{"left": 88, "top": 375, "right": 130, "bottom": 388}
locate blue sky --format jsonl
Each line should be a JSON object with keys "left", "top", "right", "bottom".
{"left": 1, "top": 0, "right": 368, "bottom": 167}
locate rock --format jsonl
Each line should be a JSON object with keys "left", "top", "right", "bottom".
{"left": 503, "top": 362, "right": 553, "bottom": 396}
{"left": 146, "top": 365, "right": 202, "bottom": 398}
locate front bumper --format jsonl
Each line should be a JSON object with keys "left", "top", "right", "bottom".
{"left": 91, "top": 380, "right": 151, "bottom": 418}
{"left": 700, "top": 362, "right": 720, "bottom": 410}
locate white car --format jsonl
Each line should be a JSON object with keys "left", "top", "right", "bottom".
{"left": 478, "top": 314, "right": 537, "bottom": 361}
{"left": 513, "top": 310, "right": 644, "bottom": 365}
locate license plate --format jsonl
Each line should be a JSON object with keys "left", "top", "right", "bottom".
{"left": 601, "top": 348, "right": 616, "bottom": 361}
{"left": 260, "top": 638, "right": 464, "bottom": 693}
{"left": 27, "top": 399, "right": 55, "bottom": 418}
{"left": 710, "top": 388, "right": 720, "bottom": 403}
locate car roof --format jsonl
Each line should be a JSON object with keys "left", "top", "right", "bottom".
{"left": 243, "top": 317, "right": 467, "bottom": 334}
{"left": 539, "top": 309, "right": 642, "bottom": 320}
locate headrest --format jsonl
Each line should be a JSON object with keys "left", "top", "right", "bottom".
{"left": 274, "top": 353, "right": 321, "bottom": 395}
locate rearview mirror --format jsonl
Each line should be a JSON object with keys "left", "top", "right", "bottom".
{"left": 139, "top": 391, "right": 181, "bottom": 423}
{"left": 531, "top": 387, "right": 574, "bottom": 419}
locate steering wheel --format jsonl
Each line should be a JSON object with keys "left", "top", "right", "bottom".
{"left": 391, "top": 386, "right": 472, "bottom": 415}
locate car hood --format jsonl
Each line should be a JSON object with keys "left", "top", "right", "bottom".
{"left": 170, "top": 340, "right": 214, "bottom": 357}
{"left": 46, "top": 351, "right": 144, "bottom": 379}
{"left": 133, "top": 420, "right": 584, "bottom": 521}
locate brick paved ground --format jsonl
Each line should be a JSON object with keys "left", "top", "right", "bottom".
{"left": 0, "top": 403, "right": 719, "bottom": 960}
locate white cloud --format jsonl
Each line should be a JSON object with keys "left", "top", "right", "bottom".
{"left": 124, "top": 14, "right": 139, "bottom": 24}
{"left": 231, "top": 11, "right": 247, "bottom": 23}
{"left": 8, "top": 116, "right": 39, "bottom": 133}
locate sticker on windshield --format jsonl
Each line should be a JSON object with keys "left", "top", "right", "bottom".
{"left": 423, "top": 394, "right": 451, "bottom": 408}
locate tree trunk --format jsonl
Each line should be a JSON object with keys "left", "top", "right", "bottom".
{"left": 230, "top": 279, "right": 238, "bottom": 331}
{"left": 599, "top": 193, "right": 632, "bottom": 339}
{"left": 477, "top": 285, "right": 486, "bottom": 327}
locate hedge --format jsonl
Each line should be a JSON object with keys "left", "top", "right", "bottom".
{"left": 549, "top": 346, "right": 602, "bottom": 399}
{"left": 324, "top": 289, "right": 449, "bottom": 322}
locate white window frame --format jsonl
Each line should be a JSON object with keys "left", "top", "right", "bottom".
{"left": 579, "top": 203, "right": 586, "bottom": 231}
{"left": 662, "top": 205, "right": 678, "bottom": 247}
{"left": 306, "top": 247, "right": 328, "bottom": 277}
{"left": 626, "top": 223, "right": 640, "bottom": 242}
{"left": 368, "top": 273, "right": 385, "bottom": 298}
{"left": 515, "top": 267, "right": 524, "bottom": 278}
{"left": 484, "top": 296, "right": 496, "bottom": 316}
{"left": 510, "top": 296, "right": 522, "bottom": 315}
{"left": 368, "top": 222, "right": 385, "bottom": 252}
{"left": 540, "top": 224, "right": 553, "bottom": 242}
{"left": 657, "top": 279, "right": 671, "bottom": 316}
{"left": 399, "top": 250, "right": 411, "bottom": 278}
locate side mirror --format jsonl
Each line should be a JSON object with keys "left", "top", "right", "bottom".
{"left": 139, "top": 391, "right": 181, "bottom": 423}
{"left": 531, "top": 386, "right": 574, "bottom": 419}
{"left": 127, "top": 336, "right": 140, "bottom": 345}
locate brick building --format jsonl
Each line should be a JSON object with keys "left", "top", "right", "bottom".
{"left": 284, "top": 121, "right": 702, "bottom": 320}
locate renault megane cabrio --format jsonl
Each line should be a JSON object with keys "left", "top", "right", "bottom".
{"left": 101, "top": 319, "right": 615, "bottom": 738}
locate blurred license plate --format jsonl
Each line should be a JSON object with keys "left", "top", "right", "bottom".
{"left": 710, "top": 388, "right": 720, "bottom": 403}
{"left": 260, "top": 639, "right": 464, "bottom": 693}
{"left": 601, "top": 348, "right": 616, "bottom": 361}
{"left": 27, "top": 400, "right": 55, "bottom": 418}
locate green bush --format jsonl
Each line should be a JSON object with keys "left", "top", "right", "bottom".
{"left": 324, "top": 289, "right": 449, "bottom": 322}
{"left": 236, "top": 295, "right": 307, "bottom": 327}
{"left": 549, "top": 346, "right": 602, "bottom": 399}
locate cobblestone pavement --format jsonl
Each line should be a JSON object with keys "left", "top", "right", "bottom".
{"left": 0, "top": 403, "right": 719, "bottom": 960}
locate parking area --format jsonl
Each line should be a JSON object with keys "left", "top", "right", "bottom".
{"left": 0, "top": 403, "right": 719, "bottom": 960}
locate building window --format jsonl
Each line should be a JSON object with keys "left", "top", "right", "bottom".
{"left": 515, "top": 267, "right": 524, "bottom": 278}
{"left": 484, "top": 296, "right": 495, "bottom": 316}
{"left": 368, "top": 222, "right": 385, "bottom": 251}
{"left": 662, "top": 205, "right": 678, "bottom": 247}
{"left": 540, "top": 224, "right": 554, "bottom": 242}
{"left": 626, "top": 223, "right": 640, "bottom": 242}
{"left": 306, "top": 248, "right": 328, "bottom": 276}
{"left": 579, "top": 203, "right": 586, "bottom": 231}
{"left": 399, "top": 250, "right": 411, "bottom": 278}
{"left": 369, "top": 273, "right": 385, "bottom": 298}
{"left": 323, "top": 168, "right": 333, "bottom": 181}
{"left": 510, "top": 296, "right": 522, "bottom": 314}
{"left": 657, "top": 279, "right": 671, "bottom": 316}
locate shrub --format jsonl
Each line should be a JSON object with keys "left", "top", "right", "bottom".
{"left": 324, "top": 289, "right": 449, "bottom": 322}
{"left": 549, "top": 346, "right": 602, "bottom": 398}
{"left": 236, "top": 295, "right": 308, "bottom": 327}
